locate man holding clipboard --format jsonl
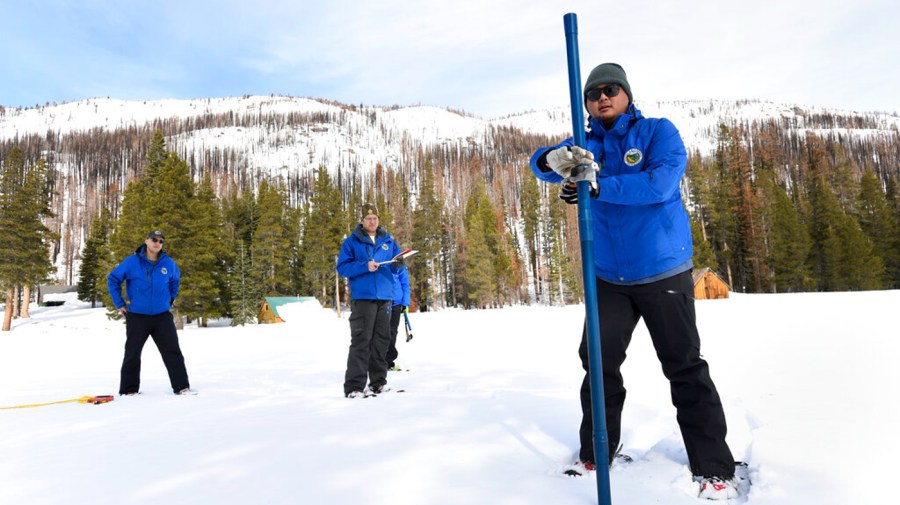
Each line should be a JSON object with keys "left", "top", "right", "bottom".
{"left": 336, "top": 203, "right": 409, "bottom": 398}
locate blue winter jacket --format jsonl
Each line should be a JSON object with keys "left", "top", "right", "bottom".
{"left": 337, "top": 225, "right": 403, "bottom": 301}
{"left": 107, "top": 244, "right": 181, "bottom": 315}
{"left": 530, "top": 104, "right": 693, "bottom": 283}
{"left": 392, "top": 266, "right": 410, "bottom": 306}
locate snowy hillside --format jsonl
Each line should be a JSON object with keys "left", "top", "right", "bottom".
{"left": 3, "top": 95, "right": 899, "bottom": 285}
{"left": 4, "top": 96, "right": 899, "bottom": 168}
{"left": 1, "top": 290, "right": 898, "bottom": 504}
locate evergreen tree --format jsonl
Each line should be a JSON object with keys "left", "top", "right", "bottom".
{"left": 690, "top": 216, "right": 718, "bottom": 271}
{"left": 544, "top": 196, "right": 577, "bottom": 305}
{"left": 0, "top": 149, "right": 56, "bottom": 330}
{"left": 805, "top": 136, "right": 883, "bottom": 291}
{"left": 766, "top": 178, "right": 813, "bottom": 292}
{"left": 300, "top": 167, "right": 346, "bottom": 305}
{"left": 519, "top": 170, "right": 542, "bottom": 301}
{"left": 229, "top": 241, "right": 258, "bottom": 325}
{"left": 178, "top": 174, "right": 228, "bottom": 326}
{"left": 410, "top": 162, "right": 443, "bottom": 310}
{"left": 77, "top": 210, "right": 112, "bottom": 307}
{"left": 145, "top": 130, "right": 168, "bottom": 181}
{"left": 462, "top": 186, "right": 494, "bottom": 308}
{"left": 857, "top": 171, "right": 897, "bottom": 287}
{"left": 884, "top": 178, "right": 900, "bottom": 287}
{"left": 251, "top": 179, "right": 291, "bottom": 295}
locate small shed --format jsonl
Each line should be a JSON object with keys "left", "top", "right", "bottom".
{"left": 257, "top": 296, "right": 319, "bottom": 323}
{"left": 692, "top": 268, "right": 730, "bottom": 300}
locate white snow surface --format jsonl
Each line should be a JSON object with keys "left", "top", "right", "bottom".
{"left": 2, "top": 290, "right": 898, "bottom": 504}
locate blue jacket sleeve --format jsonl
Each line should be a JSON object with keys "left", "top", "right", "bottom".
{"left": 169, "top": 260, "right": 181, "bottom": 301}
{"left": 336, "top": 237, "right": 368, "bottom": 279}
{"left": 529, "top": 138, "right": 574, "bottom": 184}
{"left": 107, "top": 258, "right": 130, "bottom": 309}
{"left": 597, "top": 119, "right": 687, "bottom": 206}
{"left": 399, "top": 266, "right": 410, "bottom": 306}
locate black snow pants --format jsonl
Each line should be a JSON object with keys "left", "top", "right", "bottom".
{"left": 386, "top": 303, "right": 403, "bottom": 368}
{"left": 119, "top": 311, "right": 190, "bottom": 394}
{"left": 578, "top": 270, "right": 735, "bottom": 478}
{"left": 343, "top": 299, "right": 391, "bottom": 395}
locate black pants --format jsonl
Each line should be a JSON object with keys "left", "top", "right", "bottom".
{"left": 578, "top": 271, "right": 735, "bottom": 478}
{"left": 386, "top": 304, "right": 403, "bottom": 368}
{"left": 344, "top": 299, "right": 391, "bottom": 395}
{"left": 119, "top": 312, "right": 190, "bottom": 394}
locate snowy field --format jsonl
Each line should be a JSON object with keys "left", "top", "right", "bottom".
{"left": 1, "top": 290, "right": 898, "bottom": 505}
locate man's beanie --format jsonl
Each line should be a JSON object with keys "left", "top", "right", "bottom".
{"left": 584, "top": 63, "right": 632, "bottom": 104}
{"left": 361, "top": 203, "right": 379, "bottom": 219}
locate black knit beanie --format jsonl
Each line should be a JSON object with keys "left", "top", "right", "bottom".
{"left": 584, "top": 63, "right": 632, "bottom": 104}
{"left": 361, "top": 203, "right": 379, "bottom": 219}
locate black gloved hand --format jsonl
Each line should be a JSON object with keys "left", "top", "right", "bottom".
{"left": 394, "top": 255, "right": 405, "bottom": 267}
{"left": 559, "top": 180, "right": 599, "bottom": 205}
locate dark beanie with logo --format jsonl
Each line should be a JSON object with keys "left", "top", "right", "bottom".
{"left": 361, "top": 203, "right": 379, "bottom": 219}
{"left": 584, "top": 63, "right": 632, "bottom": 104}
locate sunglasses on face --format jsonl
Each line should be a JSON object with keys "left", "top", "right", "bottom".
{"left": 150, "top": 237, "right": 164, "bottom": 244}
{"left": 585, "top": 84, "right": 622, "bottom": 101}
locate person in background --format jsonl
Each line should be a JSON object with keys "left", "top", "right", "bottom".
{"left": 529, "top": 63, "right": 737, "bottom": 499}
{"left": 108, "top": 230, "right": 194, "bottom": 396}
{"left": 336, "top": 204, "right": 405, "bottom": 398}
{"left": 386, "top": 266, "right": 410, "bottom": 371}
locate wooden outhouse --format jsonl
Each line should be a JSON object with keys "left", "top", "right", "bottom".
{"left": 692, "top": 267, "right": 730, "bottom": 300}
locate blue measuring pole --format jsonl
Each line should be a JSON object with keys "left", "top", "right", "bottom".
{"left": 563, "top": 13, "right": 612, "bottom": 505}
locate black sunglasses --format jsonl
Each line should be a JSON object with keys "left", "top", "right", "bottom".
{"left": 585, "top": 84, "right": 622, "bottom": 101}
{"left": 150, "top": 237, "right": 165, "bottom": 244}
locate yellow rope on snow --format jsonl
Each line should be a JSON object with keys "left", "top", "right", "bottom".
{"left": 0, "top": 395, "right": 114, "bottom": 410}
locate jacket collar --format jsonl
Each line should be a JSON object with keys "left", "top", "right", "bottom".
{"left": 353, "top": 224, "right": 386, "bottom": 242}
{"left": 588, "top": 103, "right": 643, "bottom": 138}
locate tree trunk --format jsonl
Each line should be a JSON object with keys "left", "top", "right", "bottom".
{"left": 21, "top": 285, "right": 31, "bottom": 318}
{"left": 12, "top": 285, "right": 20, "bottom": 319}
{"left": 3, "top": 289, "right": 13, "bottom": 331}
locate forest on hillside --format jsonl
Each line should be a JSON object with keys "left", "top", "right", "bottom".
{"left": 1, "top": 104, "right": 899, "bottom": 325}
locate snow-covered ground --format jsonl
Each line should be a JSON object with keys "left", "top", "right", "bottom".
{"left": 1, "top": 290, "right": 898, "bottom": 505}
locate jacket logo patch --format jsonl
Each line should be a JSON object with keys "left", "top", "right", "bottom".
{"left": 624, "top": 148, "right": 643, "bottom": 166}
{"left": 381, "top": 244, "right": 389, "bottom": 250}
{"left": 161, "top": 268, "right": 168, "bottom": 275}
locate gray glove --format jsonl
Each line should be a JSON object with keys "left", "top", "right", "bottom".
{"left": 545, "top": 146, "right": 596, "bottom": 178}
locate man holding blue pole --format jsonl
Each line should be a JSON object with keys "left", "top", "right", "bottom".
{"left": 530, "top": 63, "right": 738, "bottom": 500}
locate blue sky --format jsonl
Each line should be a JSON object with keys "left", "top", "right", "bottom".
{"left": 2, "top": 0, "right": 898, "bottom": 118}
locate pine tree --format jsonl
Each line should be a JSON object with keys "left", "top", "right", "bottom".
{"left": 765, "top": 178, "right": 813, "bottom": 292}
{"left": 857, "top": 171, "right": 896, "bottom": 287}
{"left": 229, "top": 241, "right": 258, "bottom": 325}
{"left": 544, "top": 196, "right": 580, "bottom": 305}
{"left": 410, "top": 162, "right": 443, "bottom": 310}
{"left": 690, "top": 216, "right": 718, "bottom": 271}
{"left": 0, "top": 149, "right": 56, "bottom": 330}
{"left": 300, "top": 167, "right": 346, "bottom": 305}
{"left": 77, "top": 210, "right": 112, "bottom": 307}
{"left": 519, "top": 170, "right": 542, "bottom": 301}
{"left": 462, "top": 187, "right": 494, "bottom": 308}
{"left": 883, "top": 178, "right": 900, "bottom": 287}
{"left": 251, "top": 179, "right": 292, "bottom": 295}
{"left": 805, "top": 136, "right": 883, "bottom": 291}
{"left": 178, "top": 174, "right": 228, "bottom": 326}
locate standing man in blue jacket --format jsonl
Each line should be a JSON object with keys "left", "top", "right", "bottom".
{"left": 108, "top": 230, "right": 193, "bottom": 396}
{"left": 386, "top": 266, "right": 410, "bottom": 371}
{"left": 530, "top": 63, "right": 736, "bottom": 499}
{"left": 337, "top": 204, "right": 405, "bottom": 398}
